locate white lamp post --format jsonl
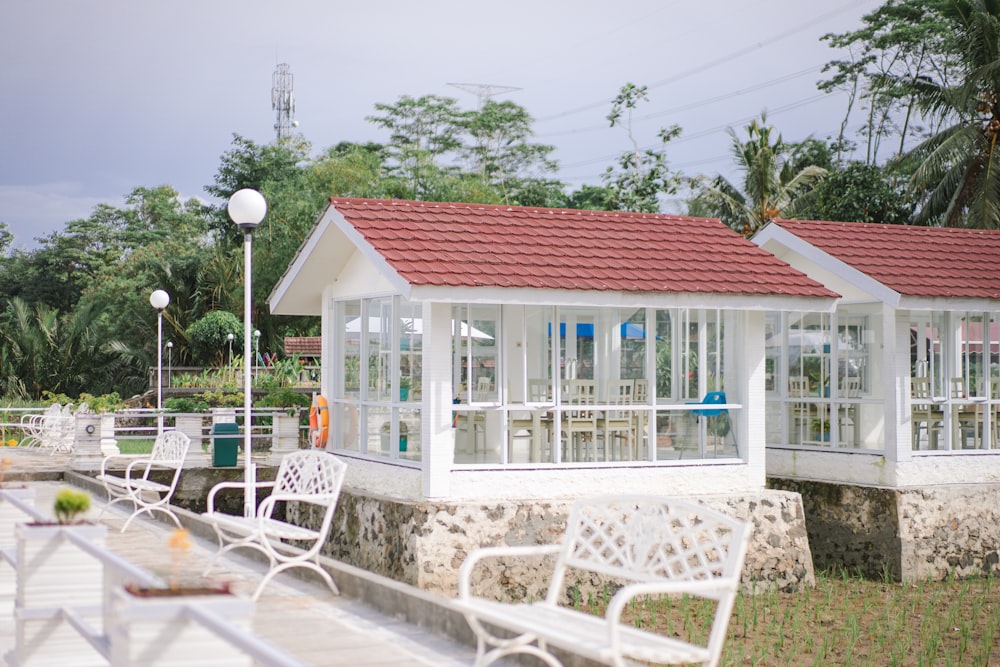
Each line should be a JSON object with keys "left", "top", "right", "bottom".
{"left": 149, "top": 290, "right": 170, "bottom": 434}
{"left": 166, "top": 341, "right": 173, "bottom": 388}
{"left": 253, "top": 329, "right": 261, "bottom": 383}
{"left": 228, "top": 188, "right": 267, "bottom": 519}
{"left": 227, "top": 332, "right": 235, "bottom": 369}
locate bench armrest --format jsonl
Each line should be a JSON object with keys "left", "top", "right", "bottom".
{"left": 458, "top": 543, "right": 562, "bottom": 600}
{"left": 206, "top": 480, "right": 276, "bottom": 514}
{"left": 100, "top": 453, "right": 146, "bottom": 477}
{"left": 604, "top": 579, "right": 737, "bottom": 652}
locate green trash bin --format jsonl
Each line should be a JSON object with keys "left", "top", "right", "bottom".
{"left": 211, "top": 422, "right": 240, "bottom": 467}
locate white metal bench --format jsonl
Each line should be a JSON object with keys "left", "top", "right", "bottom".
{"left": 96, "top": 430, "right": 191, "bottom": 532}
{"left": 454, "top": 495, "right": 751, "bottom": 667}
{"left": 201, "top": 449, "right": 347, "bottom": 601}
{"left": 19, "top": 403, "right": 74, "bottom": 453}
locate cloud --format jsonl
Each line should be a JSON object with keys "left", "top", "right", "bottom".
{"left": 0, "top": 183, "right": 120, "bottom": 249}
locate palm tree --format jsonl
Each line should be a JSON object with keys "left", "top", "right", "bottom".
{"left": 0, "top": 297, "right": 141, "bottom": 400}
{"left": 692, "top": 114, "right": 827, "bottom": 236}
{"left": 896, "top": 0, "right": 1000, "bottom": 228}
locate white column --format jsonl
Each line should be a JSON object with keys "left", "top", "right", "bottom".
{"left": 743, "top": 311, "right": 767, "bottom": 488}
{"left": 423, "top": 302, "right": 454, "bottom": 499}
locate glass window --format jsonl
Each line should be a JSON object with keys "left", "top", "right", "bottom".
{"left": 398, "top": 300, "right": 421, "bottom": 403}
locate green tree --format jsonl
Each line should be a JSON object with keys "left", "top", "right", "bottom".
{"left": 894, "top": 0, "right": 1000, "bottom": 228}
{"left": 820, "top": 0, "right": 958, "bottom": 164}
{"left": 186, "top": 310, "right": 244, "bottom": 367}
{"left": 692, "top": 114, "right": 828, "bottom": 235}
{"left": 603, "top": 83, "right": 683, "bottom": 213}
{"left": 460, "top": 100, "right": 559, "bottom": 204}
{"left": 792, "top": 162, "right": 912, "bottom": 224}
{"left": 366, "top": 95, "right": 465, "bottom": 200}
{"left": 0, "top": 297, "right": 138, "bottom": 399}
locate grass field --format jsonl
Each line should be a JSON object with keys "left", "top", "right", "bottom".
{"left": 579, "top": 568, "right": 1000, "bottom": 666}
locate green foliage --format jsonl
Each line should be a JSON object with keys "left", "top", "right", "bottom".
{"left": 604, "top": 83, "right": 683, "bottom": 213}
{"left": 194, "top": 390, "right": 244, "bottom": 408}
{"left": 186, "top": 311, "right": 243, "bottom": 367}
{"left": 53, "top": 488, "right": 91, "bottom": 524}
{"left": 794, "top": 162, "right": 912, "bottom": 224}
{"left": 689, "top": 114, "right": 828, "bottom": 235}
{"left": 255, "top": 387, "right": 310, "bottom": 410}
{"left": 41, "top": 391, "right": 124, "bottom": 413}
{"left": 164, "top": 396, "right": 210, "bottom": 413}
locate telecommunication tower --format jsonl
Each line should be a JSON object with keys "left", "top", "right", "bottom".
{"left": 272, "top": 63, "right": 297, "bottom": 139}
{"left": 447, "top": 82, "right": 521, "bottom": 108}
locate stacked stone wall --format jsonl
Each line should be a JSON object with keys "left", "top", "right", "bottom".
{"left": 770, "top": 478, "right": 1000, "bottom": 582}
{"left": 323, "top": 489, "right": 815, "bottom": 597}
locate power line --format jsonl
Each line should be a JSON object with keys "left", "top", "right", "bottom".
{"left": 535, "top": 0, "right": 872, "bottom": 124}
{"left": 537, "top": 65, "right": 823, "bottom": 139}
{"left": 558, "top": 92, "right": 830, "bottom": 170}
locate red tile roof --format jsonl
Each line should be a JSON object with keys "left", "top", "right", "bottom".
{"left": 329, "top": 198, "right": 836, "bottom": 298}
{"left": 283, "top": 336, "right": 321, "bottom": 356}
{"left": 773, "top": 220, "right": 1000, "bottom": 300}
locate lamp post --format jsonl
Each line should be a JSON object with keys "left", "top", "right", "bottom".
{"left": 228, "top": 188, "right": 267, "bottom": 519}
{"left": 166, "top": 341, "right": 173, "bottom": 388}
{"left": 253, "top": 329, "right": 261, "bottom": 383}
{"left": 149, "top": 290, "right": 170, "bottom": 434}
{"left": 227, "top": 332, "right": 235, "bottom": 370}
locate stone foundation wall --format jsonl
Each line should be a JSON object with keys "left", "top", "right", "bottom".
{"left": 321, "top": 489, "right": 815, "bottom": 597}
{"left": 769, "top": 478, "right": 1000, "bottom": 582}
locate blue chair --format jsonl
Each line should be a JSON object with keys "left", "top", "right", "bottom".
{"left": 688, "top": 392, "right": 736, "bottom": 457}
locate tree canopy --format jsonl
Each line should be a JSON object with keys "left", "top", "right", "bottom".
{"left": 5, "top": 0, "right": 998, "bottom": 399}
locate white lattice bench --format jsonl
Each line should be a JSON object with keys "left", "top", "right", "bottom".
{"left": 201, "top": 449, "right": 347, "bottom": 601}
{"left": 454, "top": 495, "right": 751, "bottom": 667}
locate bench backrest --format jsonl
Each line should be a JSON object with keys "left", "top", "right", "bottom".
{"left": 149, "top": 430, "right": 191, "bottom": 468}
{"left": 273, "top": 450, "right": 347, "bottom": 501}
{"left": 547, "top": 495, "right": 750, "bottom": 602}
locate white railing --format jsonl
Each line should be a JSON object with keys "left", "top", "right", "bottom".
{"left": 0, "top": 489, "right": 307, "bottom": 667}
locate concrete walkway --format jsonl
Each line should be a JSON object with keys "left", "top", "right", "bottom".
{"left": 0, "top": 448, "right": 487, "bottom": 667}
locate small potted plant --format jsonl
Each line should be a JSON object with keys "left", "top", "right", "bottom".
{"left": 53, "top": 488, "right": 90, "bottom": 524}
{"left": 811, "top": 417, "right": 831, "bottom": 442}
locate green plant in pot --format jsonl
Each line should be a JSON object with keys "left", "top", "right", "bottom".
{"left": 53, "top": 488, "right": 91, "bottom": 524}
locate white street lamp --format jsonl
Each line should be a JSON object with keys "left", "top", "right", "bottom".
{"left": 149, "top": 289, "right": 170, "bottom": 434}
{"left": 253, "top": 329, "right": 261, "bottom": 383}
{"left": 166, "top": 341, "right": 173, "bottom": 388}
{"left": 228, "top": 188, "right": 267, "bottom": 518}
{"left": 227, "top": 332, "right": 235, "bottom": 369}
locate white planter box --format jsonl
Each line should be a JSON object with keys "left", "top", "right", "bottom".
{"left": 108, "top": 586, "right": 253, "bottom": 667}
{"left": 13, "top": 522, "right": 108, "bottom": 667}
{"left": 0, "top": 488, "right": 35, "bottom": 608}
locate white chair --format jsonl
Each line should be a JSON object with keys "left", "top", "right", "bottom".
{"left": 97, "top": 430, "right": 191, "bottom": 532}
{"left": 911, "top": 377, "right": 944, "bottom": 449}
{"left": 838, "top": 375, "right": 862, "bottom": 447}
{"left": 508, "top": 379, "right": 552, "bottom": 462}
{"left": 202, "top": 450, "right": 347, "bottom": 600}
{"left": 601, "top": 380, "right": 634, "bottom": 460}
{"left": 788, "top": 376, "right": 811, "bottom": 445}
{"left": 561, "top": 379, "right": 598, "bottom": 462}
{"left": 457, "top": 376, "right": 493, "bottom": 455}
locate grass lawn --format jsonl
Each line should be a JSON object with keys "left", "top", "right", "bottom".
{"left": 579, "top": 568, "right": 1000, "bottom": 666}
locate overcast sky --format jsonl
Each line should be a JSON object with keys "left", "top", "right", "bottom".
{"left": 0, "top": 0, "right": 881, "bottom": 249}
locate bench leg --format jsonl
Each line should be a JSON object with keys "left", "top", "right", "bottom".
{"left": 464, "top": 617, "right": 564, "bottom": 667}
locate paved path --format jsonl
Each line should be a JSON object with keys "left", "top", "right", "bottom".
{"left": 0, "top": 448, "right": 484, "bottom": 667}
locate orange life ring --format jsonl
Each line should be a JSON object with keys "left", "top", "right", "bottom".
{"left": 309, "top": 395, "right": 329, "bottom": 449}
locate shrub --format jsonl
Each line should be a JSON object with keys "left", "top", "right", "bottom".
{"left": 186, "top": 311, "right": 243, "bottom": 366}
{"left": 53, "top": 488, "right": 91, "bottom": 524}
